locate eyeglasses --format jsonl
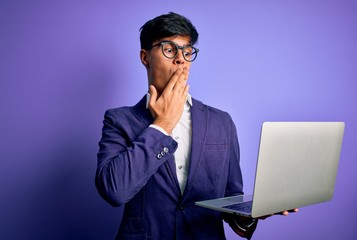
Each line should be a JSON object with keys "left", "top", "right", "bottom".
{"left": 149, "top": 41, "right": 199, "bottom": 62}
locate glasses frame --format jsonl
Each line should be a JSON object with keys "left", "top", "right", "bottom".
{"left": 149, "top": 41, "right": 199, "bottom": 62}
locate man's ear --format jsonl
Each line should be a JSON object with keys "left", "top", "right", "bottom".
{"left": 140, "top": 49, "right": 149, "bottom": 68}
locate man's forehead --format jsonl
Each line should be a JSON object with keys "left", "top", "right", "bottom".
{"left": 157, "top": 35, "right": 191, "bottom": 45}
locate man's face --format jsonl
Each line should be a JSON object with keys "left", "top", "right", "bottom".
{"left": 141, "top": 35, "right": 192, "bottom": 95}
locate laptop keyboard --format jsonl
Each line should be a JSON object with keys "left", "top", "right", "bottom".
{"left": 223, "top": 201, "right": 253, "bottom": 213}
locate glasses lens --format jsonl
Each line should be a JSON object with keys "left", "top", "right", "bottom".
{"left": 182, "top": 46, "right": 197, "bottom": 62}
{"left": 162, "top": 42, "right": 178, "bottom": 59}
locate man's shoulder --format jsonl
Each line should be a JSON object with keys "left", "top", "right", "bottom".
{"left": 103, "top": 95, "right": 147, "bottom": 123}
{"left": 104, "top": 96, "right": 146, "bottom": 116}
{"left": 193, "top": 98, "right": 237, "bottom": 135}
{"left": 105, "top": 105, "right": 131, "bottom": 116}
{"left": 192, "top": 98, "right": 231, "bottom": 118}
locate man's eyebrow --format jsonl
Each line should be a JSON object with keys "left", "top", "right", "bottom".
{"left": 161, "top": 40, "right": 193, "bottom": 47}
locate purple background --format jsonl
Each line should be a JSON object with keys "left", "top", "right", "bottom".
{"left": 1, "top": 1, "right": 356, "bottom": 239}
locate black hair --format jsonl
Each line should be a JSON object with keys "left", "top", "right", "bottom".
{"left": 139, "top": 12, "right": 199, "bottom": 50}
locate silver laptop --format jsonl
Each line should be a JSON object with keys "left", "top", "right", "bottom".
{"left": 195, "top": 122, "right": 345, "bottom": 218}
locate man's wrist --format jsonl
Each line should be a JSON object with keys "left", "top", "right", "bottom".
{"left": 149, "top": 124, "right": 170, "bottom": 136}
{"left": 151, "top": 119, "right": 175, "bottom": 134}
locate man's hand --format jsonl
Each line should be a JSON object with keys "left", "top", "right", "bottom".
{"left": 148, "top": 68, "right": 189, "bottom": 134}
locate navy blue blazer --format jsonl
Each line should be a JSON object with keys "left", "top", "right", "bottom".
{"left": 96, "top": 95, "right": 244, "bottom": 239}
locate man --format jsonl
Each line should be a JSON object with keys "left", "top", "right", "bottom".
{"left": 96, "top": 12, "right": 294, "bottom": 239}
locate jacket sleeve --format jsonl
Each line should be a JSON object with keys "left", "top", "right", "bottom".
{"left": 95, "top": 109, "right": 178, "bottom": 207}
{"left": 223, "top": 117, "right": 259, "bottom": 239}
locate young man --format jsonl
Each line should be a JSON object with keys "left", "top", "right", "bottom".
{"left": 96, "top": 12, "right": 294, "bottom": 239}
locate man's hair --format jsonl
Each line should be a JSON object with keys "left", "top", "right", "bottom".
{"left": 139, "top": 12, "right": 199, "bottom": 50}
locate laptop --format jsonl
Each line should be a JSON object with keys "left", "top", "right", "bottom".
{"left": 195, "top": 122, "right": 345, "bottom": 218}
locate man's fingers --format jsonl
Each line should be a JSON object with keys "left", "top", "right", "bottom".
{"left": 163, "top": 68, "right": 189, "bottom": 94}
{"left": 259, "top": 208, "right": 299, "bottom": 220}
{"left": 183, "top": 84, "right": 189, "bottom": 96}
{"left": 148, "top": 85, "right": 158, "bottom": 118}
{"left": 164, "top": 68, "right": 183, "bottom": 93}
{"left": 174, "top": 69, "right": 189, "bottom": 94}
{"left": 149, "top": 85, "right": 157, "bottom": 103}
{"left": 280, "top": 208, "right": 299, "bottom": 216}
{"left": 185, "top": 69, "right": 190, "bottom": 80}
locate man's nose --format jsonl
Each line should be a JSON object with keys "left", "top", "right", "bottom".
{"left": 174, "top": 50, "right": 185, "bottom": 64}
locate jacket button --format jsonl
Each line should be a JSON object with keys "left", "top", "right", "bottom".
{"left": 157, "top": 153, "right": 162, "bottom": 159}
{"left": 163, "top": 147, "right": 169, "bottom": 153}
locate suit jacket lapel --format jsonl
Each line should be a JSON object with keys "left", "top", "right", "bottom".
{"left": 182, "top": 98, "right": 207, "bottom": 199}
